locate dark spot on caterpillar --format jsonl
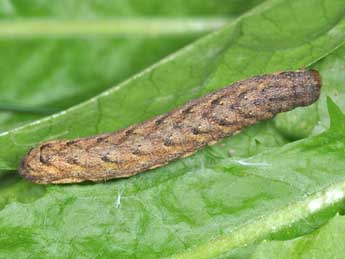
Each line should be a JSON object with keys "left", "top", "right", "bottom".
{"left": 164, "top": 138, "right": 173, "bottom": 146}
{"left": 211, "top": 98, "right": 220, "bottom": 105}
{"left": 132, "top": 149, "right": 141, "bottom": 155}
{"left": 40, "top": 143, "right": 53, "bottom": 151}
{"left": 155, "top": 120, "right": 162, "bottom": 125}
{"left": 237, "top": 109, "right": 257, "bottom": 119}
{"left": 268, "top": 107, "right": 283, "bottom": 114}
{"left": 173, "top": 123, "right": 181, "bottom": 129}
{"left": 191, "top": 128, "right": 199, "bottom": 135}
{"left": 182, "top": 103, "right": 196, "bottom": 114}
{"left": 217, "top": 119, "right": 229, "bottom": 126}
{"left": 96, "top": 137, "right": 107, "bottom": 143}
{"left": 101, "top": 156, "right": 115, "bottom": 163}
{"left": 229, "top": 101, "right": 256, "bottom": 119}
{"left": 252, "top": 99, "right": 264, "bottom": 106}
{"left": 281, "top": 71, "right": 297, "bottom": 78}
{"left": 25, "top": 161, "right": 36, "bottom": 172}
{"left": 238, "top": 91, "right": 249, "bottom": 100}
{"left": 201, "top": 112, "right": 208, "bottom": 118}
{"left": 125, "top": 129, "right": 134, "bottom": 136}
{"left": 268, "top": 95, "right": 290, "bottom": 102}
{"left": 230, "top": 103, "right": 237, "bottom": 109}
{"left": 155, "top": 115, "right": 167, "bottom": 125}
{"left": 66, "top": 157, "right": 79, "bottom": 165}
{"left": 66, "top": 140, "right": 78, "bottom": 146}
{"left": 214, "top": 118, "right": 235, "bottom": 126}
{"left": 261, "top": 85, "right": 281, "bottom": 93}
{"left": 39, "top": 154, "right": 50, "bottom": 165}
{"left": 211, "top": 93, "right": 229, "bottom": 106}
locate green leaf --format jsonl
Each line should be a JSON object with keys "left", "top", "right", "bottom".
{"left": 274, "top": 104, "right": 319, "bottom": 140}
{"left": 2, "top": 1, "right": 345, "bottom": 258}
{"left": 1, "top": 0, "right": 345, "bottom": 170}
{"left": 0, "top": 0, "right": 263, "bottom": 131}
{"left": 250, "top": 214, "right": 345, "bottom": 259}
{"left": 170, "top": 98, "right": 345, "bottom": 259}
{"left": 326, "top": 96, "right": 345, "bottom": 133}
{"left": 1, "top": 99, "right": 345, "bottom": 258}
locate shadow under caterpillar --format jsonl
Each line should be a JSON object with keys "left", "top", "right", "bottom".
{"left": 19, "top": 70, "right": 321, "bottom": 184}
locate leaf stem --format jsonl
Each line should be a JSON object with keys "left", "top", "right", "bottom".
{"left": 0, "top": 18, "right": 230, "bottom": 38}
{"left": 170, "top": 180, "right": 345, "bottom": 259}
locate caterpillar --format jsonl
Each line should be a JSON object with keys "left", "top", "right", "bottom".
{"left": 19, "top": 70, "right": 321, "bottom": 184}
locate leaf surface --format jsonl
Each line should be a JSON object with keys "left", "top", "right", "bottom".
{"left": 250, "top": 214, "right": 345, "bottom": 259}
{"left": 0, "top": 0, "right": 262, "bottom": 130}
{"left": 1, "top": 0, "right": 345, "bottom": 170}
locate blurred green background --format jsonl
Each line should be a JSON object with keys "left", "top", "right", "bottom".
{"left": 0, "top": 0, "right": 263, "bottom": 131}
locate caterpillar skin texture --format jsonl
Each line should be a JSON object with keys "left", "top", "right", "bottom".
{"left": 20, "top": 70, "right": 321, "bottom": 184}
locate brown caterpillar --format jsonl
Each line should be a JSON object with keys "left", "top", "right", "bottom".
{"left": 19, "top": 70, "right": 321, "bottom": 184}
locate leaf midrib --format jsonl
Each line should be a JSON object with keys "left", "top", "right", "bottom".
{"left": 170, "top": 179, "right": 345, "bottom": 259}
{"left": 0, "top": 18, "right": 231, "bottom": 37}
